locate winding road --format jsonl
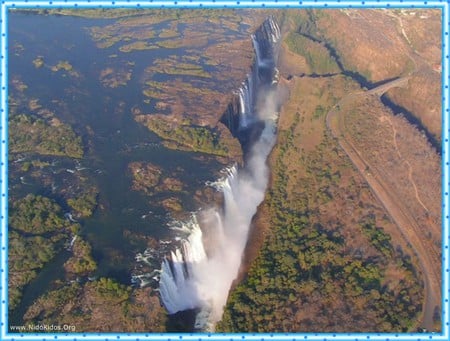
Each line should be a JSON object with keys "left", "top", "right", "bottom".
{"left": 326, "top": 76, "right": 441, "bottom": 331}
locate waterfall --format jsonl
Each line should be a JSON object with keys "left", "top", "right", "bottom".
{"left": 251, "top": 34, "right": 263, "bottom": 67}
{"left": 238, "top": 84, "right": 249, "bottom": 128}
{"left": 238, "top": 76, "right": 254, "bottom": 129}
{"left": 159, "top": 16, "right": 281, "bottom": 331}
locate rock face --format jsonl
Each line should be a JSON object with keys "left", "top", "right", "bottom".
{"left": 220, "top": 15, "right": 282, "bottom": 154}
{"left": 159, "top": 15, "right": 282, "bottom": 331}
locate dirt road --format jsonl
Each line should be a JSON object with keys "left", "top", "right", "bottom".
{"left": 326, "top": 78, "right": 441, "bottom": 331}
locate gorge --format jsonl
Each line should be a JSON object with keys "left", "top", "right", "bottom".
{"left": 159, "top": 16, "right": 282, "bottom": 331}
{"left": 6, "top": 8, "right": 441, "bottom": 333}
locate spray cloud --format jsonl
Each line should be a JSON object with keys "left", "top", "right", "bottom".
{"left": 159, "top": 17, "right": 281, "bottom": 330}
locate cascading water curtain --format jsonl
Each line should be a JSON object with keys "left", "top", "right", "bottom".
{"left": 159, "top": 16, "right": 281, "bottom": 331}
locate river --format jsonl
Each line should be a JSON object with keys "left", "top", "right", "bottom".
{"left": 7, "top": 9, "right": 258, "bottom": 327}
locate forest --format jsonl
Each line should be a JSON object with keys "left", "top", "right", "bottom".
{"left": 217, "top": 130, "right": 424, "bottom": 332}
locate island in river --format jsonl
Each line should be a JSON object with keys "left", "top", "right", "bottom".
{"left": 7, "top": 8, "right": 442, "bottom": 333}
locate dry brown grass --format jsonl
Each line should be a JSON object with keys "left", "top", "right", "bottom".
{"left": 334, "top": 92, "right": 441, "bottom": 330}
{"left": 345, "top": 96, "right": 441, "bottom": 241}
{"left": 312, "top": 9, "right": 442, "bottom": 142}
{"left": 278, "top": 42, "right": 310, "bottom": 77}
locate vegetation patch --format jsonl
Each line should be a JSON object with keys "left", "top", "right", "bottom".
{"left": 67, "top": 189, "right": 98, "bottom": 218}
{"left": 152, "top": 61, "right": 212, "bottom": 79}
{"left": 99, "top": 67, "right": 132, "bottom": 88}
{"left": 51, "top": 60, "right": 80, "bottom": 77}
{"left": 136, "top": 116, "right": 231, "bottom": 157}
{"left": 10, "top": 194, "right": 68, "bottom": 234}
{"left": 22, "top": 281, "right": 167, "bottom": 332}
{"left": 285, "top": 32, "right": 340, "bottom": 75}
{"left": 8, "top": 194, "right": 75, "bottom": 310}
{"left": 159, "top": 28, "right": 179, "bottom": 39}
{"left": 9, "top": 114, "right": 83, "bottom": 158}
{"left": 32, "top": 56, "right": 44, "bottom": 68}
{"left": 217, "top": 77, "right": 423, "bottom": 332}
{"left": 128, "top": 162, "right": 163, "bottom": 194}
{"left": 118, "top": 41, "right": 158, "bottom": 52}
{"left": 64, "top": 236, "right": 97, "bottom": 275}
{"left": 161, "top": 197, "right": 183, "bottom": 213}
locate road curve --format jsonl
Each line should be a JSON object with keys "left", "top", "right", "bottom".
{"left": 326, "top": 77, "right": 441, "bottom": 331}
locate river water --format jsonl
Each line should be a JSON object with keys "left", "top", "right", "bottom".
{"left": 8, "top": 10, "right": 253, "bottom": 324}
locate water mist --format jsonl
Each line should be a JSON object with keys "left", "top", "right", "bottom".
{"left": 159, "top": 17, "right": 281, "bottom": 331}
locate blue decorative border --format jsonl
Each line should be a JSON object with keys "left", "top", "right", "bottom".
{"left": 0, "top": 0, "right": 448, "bottom": 340}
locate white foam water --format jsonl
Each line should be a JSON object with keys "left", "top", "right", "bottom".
{"left": 159, "top": 16, "right": 281, "bottom": 331}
